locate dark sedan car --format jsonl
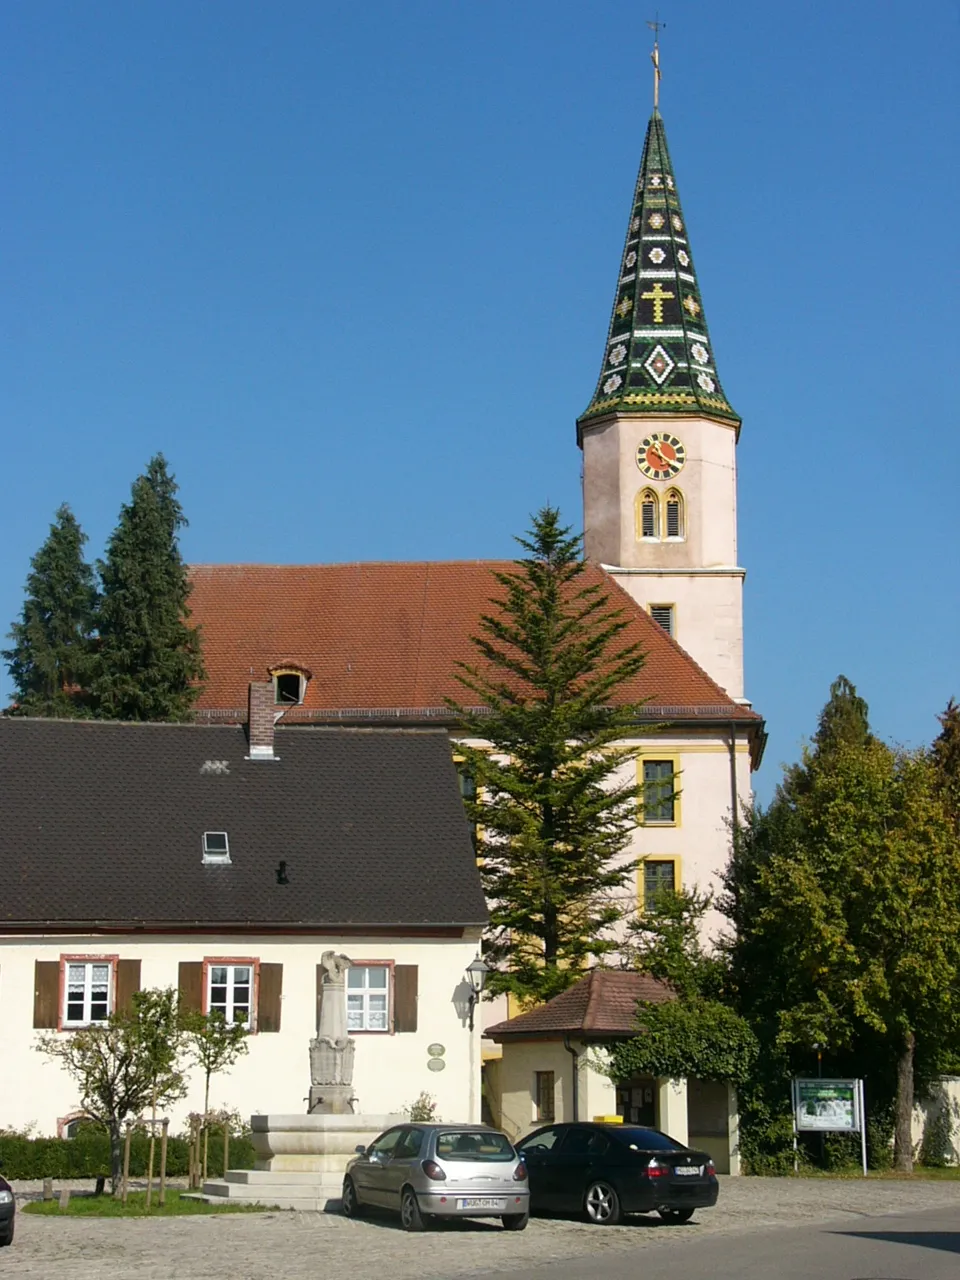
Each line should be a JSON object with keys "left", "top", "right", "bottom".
{"left": 516, "top": 1122, "right": 718, "bottom": 1225}
{"left": 0, "top": 1174, "right": 14, "bottom": 1246}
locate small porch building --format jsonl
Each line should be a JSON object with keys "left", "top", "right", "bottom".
{"left": 484, "top": 970, "right": 740, "bottom": 1174}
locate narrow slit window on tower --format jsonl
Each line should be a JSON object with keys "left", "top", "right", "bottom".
{"left": 637, "top": 489, "right": 659, "bottom": 540}
{"left": 650, "top": 604, "right": 675, "bottom": 637}
{"left": 665, "top": 489, "right": 684, "bottom": 539}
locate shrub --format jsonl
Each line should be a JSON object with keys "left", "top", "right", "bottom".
{"left": 404, "top": 1092, "right": 438, "bottom": 1122}
{"left": 0, "top": 1125, "right": 255, "bottom": 1181}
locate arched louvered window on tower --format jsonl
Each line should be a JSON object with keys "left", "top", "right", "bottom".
{"left": 636, "top": 489, "right": 660, "bottom": 541}
{"left": 664, "top": 489, "right": 685, "bottom": 540}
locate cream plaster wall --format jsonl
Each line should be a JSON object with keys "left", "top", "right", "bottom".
{"left": 581, "top": 412, "right": 744, "bottom": 698}
{"left": 608, "top": 730, "right": 752, "bottom": 942}
{"left": 0, "top": 933, "right": 481, "bottom": 1136}
{"left": 492, "top": 1039, "right": 617, "bottom": 1142}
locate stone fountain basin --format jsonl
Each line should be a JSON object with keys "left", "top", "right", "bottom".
{"left": 250, "top": 1114, "right": 403, "bottom": 1173}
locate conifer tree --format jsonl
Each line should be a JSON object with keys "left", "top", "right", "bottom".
{"left": 447, "top": 507, "right": 647, "bottom": 1003}
{"left": 90, "top": 454, "right": 205, "bottom": 720}
{"left": 3, "top": 504, "right": 96, "bottom": 716}
{"left": 932, "top": 698, "right": 960, "bottom": 833}
{"left": 812, "top": 674, "right": 873, "bottom": 756}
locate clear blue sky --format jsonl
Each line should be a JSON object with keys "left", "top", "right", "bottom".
{"left": 3, "top": 1, "right": 958, "bottom": 800}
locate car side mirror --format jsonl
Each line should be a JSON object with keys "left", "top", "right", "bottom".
{"left": 355, "top": 1145, "right": 367, "bottom": 1155}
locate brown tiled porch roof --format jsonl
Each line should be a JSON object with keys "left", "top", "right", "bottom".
{"left": 485, "top": 969, "right": 674, "bottom": 1041}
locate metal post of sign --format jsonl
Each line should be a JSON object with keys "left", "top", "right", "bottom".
{"left": 858, "top": 1079, "right": 868, "bottom": 1177}
{"left": 790, "top": 1078, "right": 799, "bottom": 1174}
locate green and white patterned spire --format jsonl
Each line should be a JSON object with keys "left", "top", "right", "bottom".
{"left": 577, "top": 110, "right": 740, "bottom": 439}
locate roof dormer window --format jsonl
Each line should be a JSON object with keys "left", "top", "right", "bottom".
{"left": 203, "top": 831, "right": 231, "bottom": 864}
{"left": 269, "top": 665, "right": 311, "bottom": 706}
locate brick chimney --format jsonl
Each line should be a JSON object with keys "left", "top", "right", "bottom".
{"left": 247, "top": 681, "right": 279, "bottom": 761}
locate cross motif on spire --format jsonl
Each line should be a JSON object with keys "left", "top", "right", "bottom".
{"left": 642, "top": 281, "right": 675, "bottom": 324}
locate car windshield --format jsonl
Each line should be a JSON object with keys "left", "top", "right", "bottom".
{"left": 611, "top": 1127, "right": 684, "bottom": 1151}
{"left": 435, "top": 1130, "right": 515, "bottom": 1161}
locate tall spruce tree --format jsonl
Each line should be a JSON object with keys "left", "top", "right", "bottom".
{"left": 3, "top": 504, "right": 96, "bottom": 716}
{"left": 812, "top": 674, "right": 873, "bottom": 756}
{"left": 91, "top": 454, "right": 205, "bottom": 720}
{"left": 447, "top": 507, "right": 647, "bottom": 1004}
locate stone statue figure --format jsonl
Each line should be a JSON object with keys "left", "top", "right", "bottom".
{"left": 308, "top": 950, "right": 356, "bottom": 1113}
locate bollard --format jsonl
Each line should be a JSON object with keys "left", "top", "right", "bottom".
{"left": 58, "top": 1189, "right": 71, "bottom": 1211}
{"left": 42, "top": 1177, "right": 53, "bottom": 1201}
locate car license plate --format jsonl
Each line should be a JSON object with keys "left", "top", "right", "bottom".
{"left": 674, "top": 1165, "right": 700, "bottom": 1176}
{"left": 457, "top": 1197, "right": 505, "bottom": 1209}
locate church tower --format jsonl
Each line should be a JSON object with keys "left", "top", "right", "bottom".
{"left": 578, "top": 93, "right": 746, "bottom": 700}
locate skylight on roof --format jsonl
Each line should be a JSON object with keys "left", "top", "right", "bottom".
{"left": 202, "top": 831, "right": 230, "bottom": 863}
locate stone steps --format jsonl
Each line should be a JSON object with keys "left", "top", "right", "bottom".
{"left": 193, "top": 1173, "right": 344, "bottom": 1213}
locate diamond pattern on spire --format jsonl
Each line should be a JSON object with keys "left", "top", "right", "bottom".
{"left": 644, "top": 345, "right": 675, "bottom": 385}
{"left": 577, "top": 112, "right": 740, "bottom": 438}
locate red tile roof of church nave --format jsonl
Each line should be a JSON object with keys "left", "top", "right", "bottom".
{"left": 187, "top": 561, "right": 760, "bottom": 724}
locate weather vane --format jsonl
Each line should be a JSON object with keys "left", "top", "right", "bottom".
{"left": 647, "top": 15, "right": 665, "bottom": 110}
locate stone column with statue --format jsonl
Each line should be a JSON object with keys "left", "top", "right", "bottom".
{"left": 308, "top": 950, "right": 357, "bottom": 1114}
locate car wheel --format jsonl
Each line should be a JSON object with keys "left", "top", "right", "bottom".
{"left": 583, "top": 1180, "right": 621, "bottom": 1226}
{"left": 341, "top": 1176, "right": 364, "bottom": 1218}
{"left": 501, "top": 1212, "right": 529, "bottom": 1231}
{"left": 657, "top": 1207, "right": 694, "bottom": 1224}
{"left": 0, "top": 1224, "right": 12, "bottom": 1247}
{"left": 400, "top": 1187, "right": 426, "bottom": 1232}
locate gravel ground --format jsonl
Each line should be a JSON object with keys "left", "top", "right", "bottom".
{"left": 6, "top": 1176, "right": 959, "bottom": 1280}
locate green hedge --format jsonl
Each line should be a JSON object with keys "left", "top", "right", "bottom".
{"left": 0, "top": 1129, "right": 256, "bottom": 1181}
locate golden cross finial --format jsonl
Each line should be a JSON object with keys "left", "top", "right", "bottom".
{"left": 647, "top": 16, "right": 665, "bottom": 110}
{"left": 641, "top": 281, "right": 675, "bottom": 323}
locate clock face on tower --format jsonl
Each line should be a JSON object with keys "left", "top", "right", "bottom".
{"left": 636, "top": 433, "right": 686, "bottom": 479}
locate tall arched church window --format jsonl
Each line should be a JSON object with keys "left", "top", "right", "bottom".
{"left": 636, "top": 489, "right": 660, "bottom": 541}
{"left": 664, "top": 489, "right": 685, "bottom": 540}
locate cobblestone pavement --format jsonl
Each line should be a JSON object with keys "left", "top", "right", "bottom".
{"left": 7, "top": 1177, "right": 960, "bottom": 1280}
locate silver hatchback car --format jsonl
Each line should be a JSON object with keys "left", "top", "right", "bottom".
{"left": 342, "top": 1122, "right": 530, "bottom": 1231}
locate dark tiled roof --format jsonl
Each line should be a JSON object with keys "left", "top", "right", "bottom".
{"left": 0, "top": 718, "right": 487, "bottom": 930}
{"left": 578, "top": 111, "right": 740, "bottom": 435}
{"left": 187, "top": 561, "right": 760, "bottom": 725}
{"left": 485, "top": 970, "right": 673, "bottom": 1041}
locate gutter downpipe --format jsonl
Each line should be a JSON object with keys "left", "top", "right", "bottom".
{"left": 563, "top": 1035, "right": 580, "bottom": 1121}
{"left": 729, "top": 720, "right": 739, "bottom": 836}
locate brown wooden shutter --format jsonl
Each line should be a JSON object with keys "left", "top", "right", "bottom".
{"left": 33, "top": 960, "right": 60, "bottom": 1029}
{"left": 115, "top": 960, "right": 141, "bottom": 1015}
{"left": 258, "top": 963, "right": 283, "bottom": 1033}
{"left": 178, "top": 961, "right": 204, "bottom": 1013}
{"left": 315, "top": 963, "right": 325, "bottom": 1034}
{"left": 394, "top": 965, "right": 418, "bottom": 1033}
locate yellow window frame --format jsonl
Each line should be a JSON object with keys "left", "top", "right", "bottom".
{"left": 637, "top": 855, "right": 683, "bottom": 912}
{"left": 637, "top": 754, "right": 681, "bottom": 827}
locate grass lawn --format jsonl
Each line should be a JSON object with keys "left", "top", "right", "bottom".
{"left": 794, "top": 1166, "right": 960, "bottom": 1181}
{"left": 23, "top": 1189, "right": 281, "bottom": 1217}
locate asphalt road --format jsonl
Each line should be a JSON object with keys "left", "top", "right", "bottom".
{"left": 477, "top": 1205, "right": 960, "bottom": 1280}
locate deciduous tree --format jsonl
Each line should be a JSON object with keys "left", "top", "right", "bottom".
{"left": 727, "top": 735, "right": 960, "bottom": 1172}
{"left": 38, "top": 989, "right": 186, "bottom": 1192}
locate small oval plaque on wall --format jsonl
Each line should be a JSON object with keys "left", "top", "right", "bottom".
{"left": 427, "top": 1043, "right": 446, "bottom": 1058}
{"left": 427, "top": 1058, "right": 446, "bottom": 1073}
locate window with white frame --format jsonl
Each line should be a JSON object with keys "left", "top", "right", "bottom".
{"left": 208, "top": 963, "right": 253, "bottom": 1026}
{"left": 64, "top": 961, "right": 112, "bottom": 1027}
{"left": 347, "top": 965, "right": 389, "bottom": 1032}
